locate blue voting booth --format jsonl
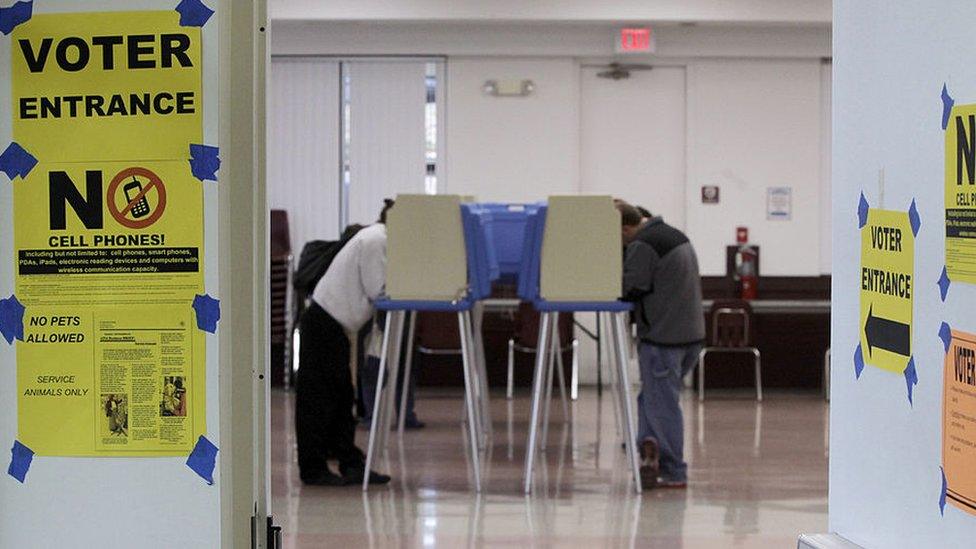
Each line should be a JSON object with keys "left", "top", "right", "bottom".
{"left": 369, "top": 195, "right": 638, "bottom": 495}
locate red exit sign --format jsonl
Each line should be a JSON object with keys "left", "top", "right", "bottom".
{"left": 619, "top": 28, "right": 652, "bottom": 52}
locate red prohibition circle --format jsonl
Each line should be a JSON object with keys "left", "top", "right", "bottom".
{"left": 106, "top": 167, "right": 167, "bottom": 230}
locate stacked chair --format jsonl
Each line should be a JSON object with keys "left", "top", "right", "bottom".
{"left": 269, "top": 210, "right": 294, "bottom": 387}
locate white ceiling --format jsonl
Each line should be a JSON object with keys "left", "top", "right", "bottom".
{"left": 270, "top": 0, "right": 831, "bottom": 26}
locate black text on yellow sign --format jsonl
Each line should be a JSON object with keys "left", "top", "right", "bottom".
{"left": 10, "top": 11, "right": 209, "bottom": 458}
{"left": 946, "top": 104, "right": 976, "bottom": 284}
{"left": 859, "top": 209, "right": 915, "bottom": 373}
{"left": 15, "top": 162, "right": 202, "bottom": 277}
{"left": 11, "top": 12, "right": 202, "bottom": 163}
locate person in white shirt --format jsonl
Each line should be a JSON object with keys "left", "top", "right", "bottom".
{"left": 295, "top": 201, "right": 394, "bottom": 486}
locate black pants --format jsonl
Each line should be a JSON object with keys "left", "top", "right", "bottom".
{"left": 295, "top": 303, "right": 363, "bottom": 481}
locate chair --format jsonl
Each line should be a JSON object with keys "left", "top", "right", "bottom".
{"left": 697, "top": 299, "right": 762, "bottom": 402}
{"left": 519, "top": 197, "right": 642, "bottom": 495}
{"left": 363, "top": 197, "right": 496, "bottom": 492}
{"left": 506, "top": 304, "right": 576, "bottom": 403}
{"left": 269, "top": 210, "right": 294, "bottom": 387}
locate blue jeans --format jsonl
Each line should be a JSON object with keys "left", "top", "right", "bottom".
{"left": 636, "top": 341, "right": 702, "bottom": 482}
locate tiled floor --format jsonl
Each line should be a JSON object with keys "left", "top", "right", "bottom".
{"left": 271, "top": 387, "right": 828, "bottom": 547}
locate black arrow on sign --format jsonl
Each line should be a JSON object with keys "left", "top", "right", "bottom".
{"left": 864, "top": 304, "right": 911, "bottom": 357}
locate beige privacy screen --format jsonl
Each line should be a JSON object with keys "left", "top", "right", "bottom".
{"left": 540, "top": 195, "right": 623, "bottom": 301}
{"left": 386, "top": 194, "right": 468, "bottom": 301}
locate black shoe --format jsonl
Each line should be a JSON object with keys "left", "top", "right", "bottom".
{"left": 301, "top": 469, "right": 347, "bottom": 486}
{"left": 341, "top": 464, "right": 391, "bottom": 485}
{"left": 639, "top": 438, "right": 660, "bottom": 490}
{"left": 404, "top": 418, "right": 426, "bottom": 430}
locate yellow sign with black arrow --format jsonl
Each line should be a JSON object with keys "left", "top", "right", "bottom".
{"left": 859, "top": 208, "right": 915, "bottom": 374}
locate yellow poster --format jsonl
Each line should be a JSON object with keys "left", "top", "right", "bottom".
{"left": 11, "top": 12, "right": 207, "bottom": 456}
{"left": 945, "top": 103, "right": 976, "bottom": 285}
{"left": 943, "top": 330, "right": 976, "bottom": 517}
{"left": 859, "top": 209, "right": 914, "bottom": 374}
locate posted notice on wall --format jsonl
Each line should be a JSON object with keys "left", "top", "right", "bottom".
{"left": 943, "top": 330, "right": 976, "bottom": 517}
{"left": 766, "top": 187, "right": 792, "bottom": 221}
{"left": 10, "top": 11, "right": 207, "bottom": 456}
{"left": 945, "top": 103, "right": 976, "bottom": 284}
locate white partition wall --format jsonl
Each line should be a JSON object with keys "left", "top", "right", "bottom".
{"left": 0, "top": 1, "right": 267, "bottom": 547}
{"left": 830, "top": 1, "right": 976, "bottom": 546}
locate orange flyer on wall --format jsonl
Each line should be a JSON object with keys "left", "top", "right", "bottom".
{"left": 943, "top": 330, "right": 976, "bottom": 517}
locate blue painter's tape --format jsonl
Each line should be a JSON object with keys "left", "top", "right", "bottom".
{"left": 938, "top": 266, "right": 951, "bottom": 302}
{"left": 7, "top": 440, "right": 34, "bottom": 483}
{"left": 192, "top": 294, "right": 220, "bottom": 333}
{"left": 0, "top": 0, "right": 32, "bottom": 35}
{"left": 905, "top": 356, "right": 918, "bottom": 406}
{"left": 0, "top": 294, "right": 26, "bottom": 345}
{"left": 175, "top": 0, "right": 214, "bottom": 27}
{"left": 908, "top": 199, "right": 921, "bottom": 237}
{"left": 189, "top": 144, "right": 220, "bottom": 182}
{"left": 940, "top": 322, "right": 952, "bottom": 354}
{"left": 0, "top": 142, "right": 38, "bottom": 181}
{"left": 942, "top": 83, "right": 955, "bottom": 131}
{"left": 186, "top": 435, "right": 218, "bottom": 484}
{"left": 940, "top": 467, "right": 948, "bottom": 516}
{"left": 854, "top": 343, "right": 865, "bottom": 380}
{"left": 857, "top": 192, "right": 870, "bottom": 229}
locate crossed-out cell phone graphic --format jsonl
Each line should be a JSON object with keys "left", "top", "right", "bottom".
{"left": 123, "top": 176, "right": 151, "bottom": 218}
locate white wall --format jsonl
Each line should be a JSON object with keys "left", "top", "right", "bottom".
{"left": 830, "top": 1, "right": 976, "bottom": 546}
{"left": 446, "top": 58, "right": 580, "bottom": 202}
{"left": 686, "top": 59, "right": 824, "bottom": 276}
{"left": 272, "top": 22, "right": 831, "bottom": 59}
{"left": 272, "top": 22, "right": 832, "bottom": 276}
{"left": 271, "top": 0, "right": 830, "bottom": 25}
{"left": 268, "top": 58, "right": 341, "bottom": 248}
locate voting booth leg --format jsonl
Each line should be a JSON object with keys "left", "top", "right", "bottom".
{"left": 697, "top": 348, "right": 707, "bottom": 402}
{"left": 595, "top": 312, "right": 603, "bottom": 395}
{"left": 363, "top": 313, "right": 394, "bottom": 491}
{"left": 554, "top": 332, "right": 570, "bottom": 421}
{"left": 378, "top": 312, "right": 405, "bottom": 457}
{"left": 612, "top": 312, "right": 643, "bottom": 494}
{"left": 470, "top": 308, "right": 493, "bottom": 445}
{"left": 523, "top": 312, "right": 553, "bottom": 494}
{"left": 397, "top": 311, "right": 418, "bottom": 435}
{"left": 457, "top": 311, "right": 483, "bottom": 491}
{"left": 506, "top": 339, "right": 516, "bottom": 400}
{"left": 570, "top": 338, "right": 580, "bottom": 401}
{"left": 463, "top": 311, "right": 490, "bottom": 450}
{"left": 540, "top": 312, "right": 559, "bottom": 451}
{"left": 602, "top": 313, "right": 624, "bottom": 440}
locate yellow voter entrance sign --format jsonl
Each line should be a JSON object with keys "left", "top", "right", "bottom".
{"left": 860, "top": 208, "right": 915, "bottom": 374}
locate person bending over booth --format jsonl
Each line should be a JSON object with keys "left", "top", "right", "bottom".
{"left": 294, "top": 201, "right": 395, "bottom": 486}
{"left": 616, "top": 199, "right": 705, "bottom": 489}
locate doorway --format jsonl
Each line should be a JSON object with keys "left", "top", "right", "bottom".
{"left": 580, "top": 64, "right": 687, "bottom": 228}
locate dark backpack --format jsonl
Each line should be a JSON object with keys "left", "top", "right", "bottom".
{"left": 293, "top": 225, "right": 364, "bottom": 297}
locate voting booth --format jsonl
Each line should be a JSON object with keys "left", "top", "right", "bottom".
{"left": 363, "top": 194, "right": 495, "bottom": 491}
{"left": 0, "top": 2, "right": 271, "bottom": 547}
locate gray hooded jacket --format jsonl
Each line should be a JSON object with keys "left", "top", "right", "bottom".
{"left": 622, "top": 217, "right": 705, "bottom": 346}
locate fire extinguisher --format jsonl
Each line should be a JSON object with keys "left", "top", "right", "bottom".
{"left": 734, "top": 227, "right": 758, "bottom": 300}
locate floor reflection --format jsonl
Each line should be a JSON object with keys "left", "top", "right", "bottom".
{"left": 272, "top": 386, "right": 827, "bottom": 547}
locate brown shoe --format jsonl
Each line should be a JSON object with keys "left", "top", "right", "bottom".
{"left": 639, "top": 438, "right": 660, "bottom": 489}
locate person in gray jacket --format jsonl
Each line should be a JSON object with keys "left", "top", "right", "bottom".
{"left": 616, "top": 199, "right": 705, "bottom": 489}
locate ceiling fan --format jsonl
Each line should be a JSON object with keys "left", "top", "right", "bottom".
{"left": 586, "top": 62, "right": 654, "bottom": 80}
